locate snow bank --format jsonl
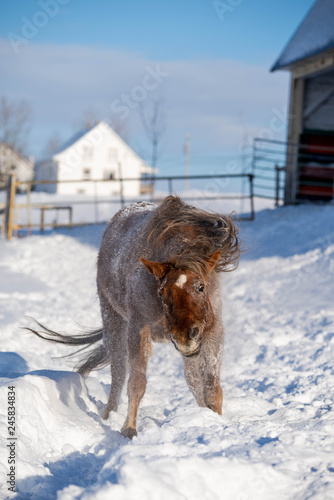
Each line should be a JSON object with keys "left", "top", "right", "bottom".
{"left": 0, "top": 200, "right": 334, "bottom": 499}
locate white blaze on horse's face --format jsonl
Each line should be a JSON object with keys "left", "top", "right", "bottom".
{"left": 175, "top": 274, "right": 187, "bottom": 288}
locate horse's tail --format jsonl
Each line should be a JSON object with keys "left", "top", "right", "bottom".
{"left": 24, "top": 320, "right": 109, "bottom": 377}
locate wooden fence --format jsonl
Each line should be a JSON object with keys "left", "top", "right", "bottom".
{"left": 1, "top": 173, "right": 255, "bottom": 240}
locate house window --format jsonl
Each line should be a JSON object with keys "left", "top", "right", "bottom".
{"left": 108, "top": 148, "right": 118, "bottom": 161}
{"left": 83, "top": 147, "right": 93, "bottom": 160}
{"left": 83, "top": 168, "right": 91, "bottom": 180}
{"left": 103, "top": 170, "right": 115, "bottom": 180}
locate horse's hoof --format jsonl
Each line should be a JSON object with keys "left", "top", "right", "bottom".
{"left": 102, "top": 410, "right": 110, "bottom": 420}
{"left": 121, "top": 427, "right": 137, "bottom": 439}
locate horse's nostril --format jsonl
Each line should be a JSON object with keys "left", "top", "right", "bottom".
{"left": 188, "top": 326, "right": 200, "bottom": 340}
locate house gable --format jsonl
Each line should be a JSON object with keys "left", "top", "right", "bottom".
{"left": 35, "top": 121, "right": 155, "bottom": 197}
{"left": 0, "top": 142, "right": 34, "bottom": 185}
{"left": 53, "top": 121, "right": 148, "bottom": 169}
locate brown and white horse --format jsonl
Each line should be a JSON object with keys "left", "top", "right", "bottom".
{"left": 28, "top": 196, "right": 240, "bottom": 438}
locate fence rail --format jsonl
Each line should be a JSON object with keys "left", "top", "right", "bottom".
{"left": 252, "top": 137, "right": 334, "bottom": 203}
{"left": 252, "top": 138, "right": 286, "bottom": 205}
{"left": 2, "top": 173, "right": 255, "bottom": 240}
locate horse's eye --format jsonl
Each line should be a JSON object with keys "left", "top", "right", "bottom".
{"left": 198, "top": 284, "right": 205, "bottom": 292}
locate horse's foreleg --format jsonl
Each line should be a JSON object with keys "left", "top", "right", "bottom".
{"left": 202, "top": 336, "right": 223, "bottom": 415}
{"left": 203, "top": 372, "right": 223, "bottom": 414}
{"left": 122, "top": 325, "right": 152, "bottom": 439}
{"left": 183, "top": 357, "right": 206, "bottom": 407}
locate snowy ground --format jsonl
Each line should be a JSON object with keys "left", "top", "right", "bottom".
{"left": 0, "top": 197, "right": 334, "bottom": 500}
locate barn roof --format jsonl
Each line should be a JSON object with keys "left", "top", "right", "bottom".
{"left": 271, "top": 0, "right": 334, "bottom": 71}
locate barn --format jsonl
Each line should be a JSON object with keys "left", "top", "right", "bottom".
{"left": 271, "top": 0, "right": 334, "bottom": 203}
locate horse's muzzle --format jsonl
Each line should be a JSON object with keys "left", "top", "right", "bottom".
{"left": 182, "top": 344, "right": 202, "bottom": 357}
{"left": 170, "top": 336, "right": 202, "bottom": 357}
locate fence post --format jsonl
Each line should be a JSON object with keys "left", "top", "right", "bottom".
{"left": 168, "top": 177, "right": 173, "bottom": 195}
{"left": 275, "top": 165, "right": 280, "bottom": 207}
{"left": 40, "top": 206, "right": 45, "bottom": 234}
{"left": 118, "top": 162, "right": 125, "bottom": 208}
{"left": 5, "top": 174, "right": 16, "bottom": 241}
{"left": 119, "top": 178, "right": 125, "bottom": 208}
{"left": 26, "top": 182, "right": 32, "bottom": 236}
{"left": 249, "top": 174, "right": 255, "bottom": 220}
{"left": 94, "top": 180, "right": 99, "bottom": 223}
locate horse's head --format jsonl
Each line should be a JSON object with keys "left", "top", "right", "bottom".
{"left": 140, "top": 251, "right": 221, "bottom": 357}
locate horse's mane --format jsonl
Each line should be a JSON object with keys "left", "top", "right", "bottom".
{"left": 146, "top": 196, "right": 241, "bottom": 274}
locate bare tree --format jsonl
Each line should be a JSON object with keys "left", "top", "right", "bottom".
{"left": 0, "top": 96, "right": 32, "bottom": 186}
{"left": 0, "top": 96, "right": 32, "bottom": 153}
{"left": 110, "top": 116, "right": 130, "bottom": 143}
{"left": 76, "top": 106, "right": 101, "bottom": 130}
{"left": 44, "top": 132, "right": 62, "bottom": 156}
{"left": 139, "top": 98, "right": 167, "bottom": 168}
{"left": 78, "top": 106, "right": 131, "bottom": 142}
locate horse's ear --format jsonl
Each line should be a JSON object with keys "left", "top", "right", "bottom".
{"left": 207, "top": 251, "right": 222, "bottom": 273}
{"left": 140, "top": 258, "right": 172, "bottom": 281}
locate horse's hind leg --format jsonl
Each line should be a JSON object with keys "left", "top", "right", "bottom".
{"left": 122, "top": 324, "right": 152, "bottom": 439}
{"left": 99, "top": 295, "right": 128, "bottom": 420}
{"left": 103, "top": 332, "right": 128, "bottom": 419}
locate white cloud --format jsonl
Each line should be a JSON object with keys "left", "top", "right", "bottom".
{"left": 0, "top": 38, "right": 289, "bottom": 159}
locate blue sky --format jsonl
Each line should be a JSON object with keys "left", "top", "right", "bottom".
{"left": 1, "top": 0, "right": 314, "bottom": 173}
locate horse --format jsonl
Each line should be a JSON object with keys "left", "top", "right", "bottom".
{"left": 27, "top": 196, "right": 240, "bottom": 438}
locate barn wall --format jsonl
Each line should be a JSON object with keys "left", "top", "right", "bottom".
{"left": 303, "top": 68, "right": 334, "bottom": 131}
{"left": 294, "top": 68, "right": 334, "bottom": 202}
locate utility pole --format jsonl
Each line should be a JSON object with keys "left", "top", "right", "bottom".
{"left": 184, "top": 132, "right": 190, "bottom": 191}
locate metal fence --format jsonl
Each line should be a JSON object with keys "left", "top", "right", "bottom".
{"left": 252, "top": 138, "right": 287, "bottom": 205}
{"left": 252, "top": 137, "right": 334, "bottom": 204}
{"left": 1, "top": 173, "right": 255, "bottom": 240}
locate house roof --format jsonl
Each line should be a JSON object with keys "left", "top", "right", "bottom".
{"left": 48, "top": 121, "right": 155, "bottom": 174}
{"left": 271, "top": 0, "right": 334, "bottom": 71}
{"left": 52, "top": 124, "right": 97, "bottom": 155}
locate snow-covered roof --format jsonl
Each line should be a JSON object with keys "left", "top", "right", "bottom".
{"left": 51, "top": 121, "right": 157, "bottom": 174}
{"left": 52, "top": 127, "right": 92, "bottom": 155}
{"left": 271, "top": 0, "right": 334, "bottom": 71}
{"left": 0, "top": 141, "right": 34, "bottom": 169}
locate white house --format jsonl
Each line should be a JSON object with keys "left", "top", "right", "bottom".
{"left": 35, "top": 121, "right": 155, "bottom": 196}
{"left": 0, "top": 142, "right": 34, "bottom": 188}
